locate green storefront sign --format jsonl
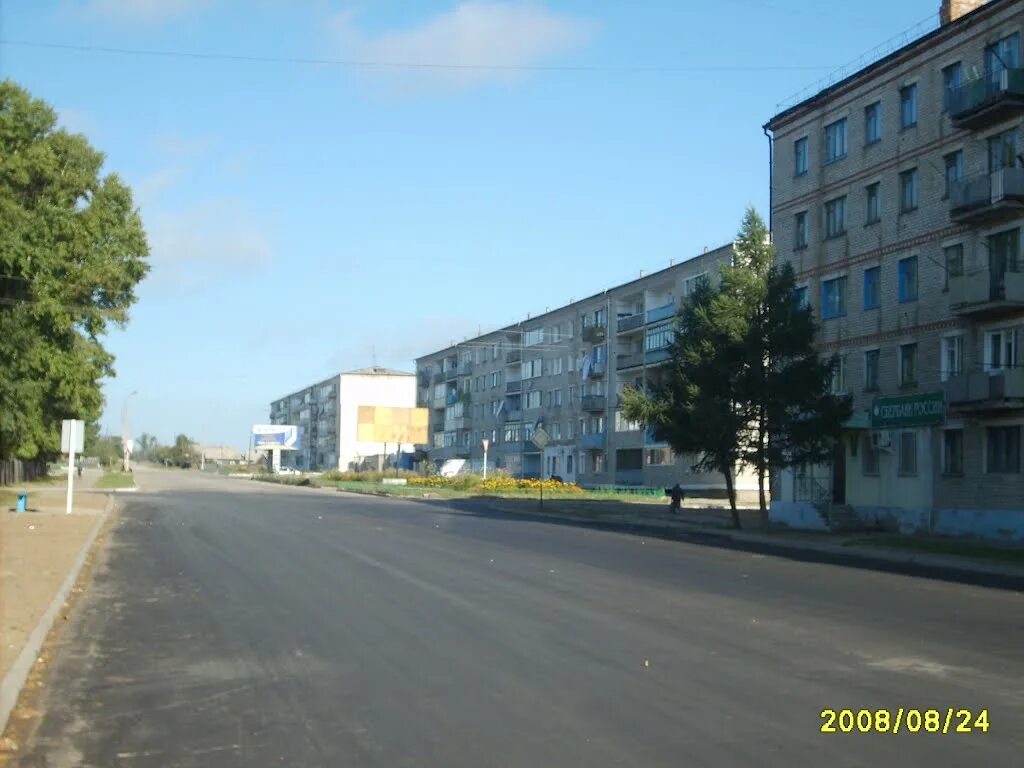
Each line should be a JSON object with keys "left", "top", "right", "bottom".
{"left": 870, "top": 391, "right": 946, "bottom": 429}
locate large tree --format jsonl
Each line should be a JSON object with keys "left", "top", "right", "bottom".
{"left": 0, "top": 80, "right": 149, "bottom": 461}
{"left": 622, "top": 208, "right": 850, "bottom": 528}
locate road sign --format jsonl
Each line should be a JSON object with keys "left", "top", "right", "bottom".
{"left": 61, "top": 420, "right": 85, "bottom": 454}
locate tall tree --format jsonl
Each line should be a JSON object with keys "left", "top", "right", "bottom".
{"left": 622, "top": 208, "right": 851, "bottom": 528}
{"left": 0, "top": 80, "right": 149, "bottom": 461}
{"left": 169, "top": 434, "right": 198, "bottom": 467}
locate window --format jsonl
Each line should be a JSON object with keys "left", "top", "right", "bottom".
{"left": 988, "top": 227, "right": 1020, "bottom": 282}
{"left": 793, "top": 286, "right": 809, "bottom": 309}
{"left": 899, "top": 84, "right": 917, "bottom": 129}
{"left": 944, "top": 243, "right": 964, "bottom": 291}
{"left": 523, "top": 328, "right": 544, "bottom": 346}
{"left": 825, "top": 118, "right": 847, "bottom": 163}
{"left": 985, "top": 329, "right": 1017, "bottom": 371}
{"left": 898, "top": 431, "right": 918, "bottom": 475}
{"left": 522, "top": 358, "right": 542, "bottom": 379}
{"left": 864, "top": 349, "right": 880, "bottom": 391}
{"left": 898, "top": 256, "right": 918, "bottom": 302}
{"left": 550, "top": 422, "right": 561, "bottom": 440}
{"left": 566, "top": 454, "right": 573, "bottom": 473}
{"left": 594, "top": 308, "right": 607, "bottom": 327}
{"left": 825, "top": 196, "right": 846, "bottom": 238}
{"left": 794, "top": 136, "right": 808, "bottom": 176}
{"left": 899, "top": 168, "right": 918, "bottom": 212}
{"left": 566, "top": 419, "right": 575, "bottom": 439}
{"left": 646, "top": 448, "right": 672, "bottom": 465}
{"left": 821, "top": 276, "right": 847, "bottom": 319}
{"left": 830, "top": 355, "right": 847, "bottom": 394}
{"left": 615, "top": 410, "right": 641, "bottom": 432}
{"left": 900, "top": 343, "right": 917, "bottom": 387}
{"left": 986, "top": 33, "right": 1021, "bottom": 87}
{"left": 551, "top": 388, "right": 563, "bottom": 407}
{"left": 593, "top": 452, "right": 605, "bottom": 474}
{"left": 944, "top": 151, "right": 963, "bottom": 198}
{"left": 794, "top": 211, "right": 808, "bottom": 248}
{"left": 492, "top": 343, "right": 499, "bottom": 361}
{"left": 865, "top": 102, "right": 881, "bottom": 144}
{"left": 863, "top": 266, "right": 880, "bottom": 309}
{"left": 490, "top": 371, "right": 501, "bottom": 388}
{"left": 865, "top": 183, "right": 880, "bottom": 224}
{"left": 943, "top": 430, "right": 964, "bottom": 475}
{"left": 568, "top": 384, "right": 577, "bottom": 403}
{"left": 942, "top": 336, "right": 963, "bottom": 381}
{"left": 988, "top": 129, "right": 1018, "bottom": 172}
{"left": 525, "top": 390, "right": 542, "bottom": 410}
{"left": 683, "top": 272, "right": 709, "bottom": 296}
{"left": 645, "top": 323, "right": 673, "bottom": 351}
{"left": 551, "top": 325, "right": 562, "bottom": 342}
{"left": 550, "top": 357, "right": 564, "bottom": 376}
{"left": 503, "top": 422, "right": 521, "bottom": 443}
{"left": 861, "top": 435, "right": 880, "bottom": 476}
{"left": 942, "top": 62, "right": 962, "bottom": 112}
{"left": 987, "top": 426, "right": 1021, "bottom": 473}
{"left": 491, "top": 399, "right": 501, "bottom": 415}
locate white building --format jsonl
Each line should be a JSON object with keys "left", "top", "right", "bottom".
{"left": 269, "top": 367, "right": 417, "bottom": 472}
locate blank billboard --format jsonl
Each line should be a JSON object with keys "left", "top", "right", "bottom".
{"left": 356, "top": 406, "right": 429, "bottom": 444}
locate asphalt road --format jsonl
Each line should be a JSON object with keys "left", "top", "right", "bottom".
{"left": 17, "top": 469, "right": 1024, "bottom": 767}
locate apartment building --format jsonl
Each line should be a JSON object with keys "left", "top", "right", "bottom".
{"left": 414, "top": 245, "right": 760, "bottom": 494}
{"left": 269, "top": 367, "right": 416, "bottom": 472}
{"left": 766, "top": 0, "right": 1024, "bottom": 539}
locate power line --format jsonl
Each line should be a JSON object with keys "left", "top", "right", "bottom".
{"left": 0, "top": 38, "right": 834, "bottom": 74}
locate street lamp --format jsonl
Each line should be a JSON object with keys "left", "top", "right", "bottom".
{"left": 122, "top": 390, "right": 138, "bottom": 472}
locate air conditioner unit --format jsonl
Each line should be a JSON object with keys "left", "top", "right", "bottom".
{"left": 870, "top": 431, "right": 893, "bottom": 451}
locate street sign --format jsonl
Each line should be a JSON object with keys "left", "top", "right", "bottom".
{"left": 871, "top": 391, "right": 945, "bottom": 429}
{"left": 61, "top": 420, "right": 85, "bottom": 454}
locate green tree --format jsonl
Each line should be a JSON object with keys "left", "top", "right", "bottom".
{"left": 169, "top": 434, "right": 198, "bottom": 467}
{"left": 0, "top": 80, "right": 149, "bottom": 461}
{"left": 622, "top": 208, "right": 851, "bottom": 528}
{"left": 91, "top": 434, "right": 122, "bottom": 470}
{"left": 136, "top": 432, "right": 158, "bottom": 461}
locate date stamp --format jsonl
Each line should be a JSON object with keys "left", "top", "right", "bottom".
{"left": 820, "top": 708, "right": 990, "bottom": 734}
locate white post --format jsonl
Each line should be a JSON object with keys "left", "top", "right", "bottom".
{"left": 66, "top": 420, "right": 76, "bottom": 515}
{"left": 482, "top": 438, "right": 490, "bottom": 480}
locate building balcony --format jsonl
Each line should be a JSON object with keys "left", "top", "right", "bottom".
{"left": 945, "top": 369, "right": 1024, "bottom": 413}
{"left": 445, "top": 392, "right": 460, "bottom": 406}
{"left": 506, "top": 380, "right": 522, "bottom": 393}
{"left": 646, "top": 302, "right": 676, "bottom": 325}
{"left": 617, "top": 313, "right": 645, "bottom": 333}
{"left": 616, "top": 351, "right": 644, "bottom": 370}
{"left": 501, "top": 408, "right": 522, "bottom": 422}
{"left": 457, "top": 361, "right": 473, "bottom": 376}
{"left": 580, "top": 394, "right": 606, "bottom": 412}
{"left": 581, "top": 324, "right": 607, "bottom": 343}
{"left": 431, "top": 371, "right": 445, "bottom": 385}
{"left": 949, "top": 69, "right": 1024, "bottom": 130}
{"left": 949, "top": 265, "right": 1024, "bottom": 318}
{"left": 445, "top": 417, "right": 470, "bottom": 431}
{"left": 949, "top": 168, "right": 1024, "bottom": 225}
{"left": 506, "top": 349, "right": 522, "bottom": 365}
{"left": 580, "top": 432, "right": 606, "bottom": 450}
{"left": 645, "top": 347, "right": 671, "bottom": 366}
{"left": 444, "top": 367, "right": 459, "bottom": 381}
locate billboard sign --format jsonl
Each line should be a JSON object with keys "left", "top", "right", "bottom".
{"left": 871, "top": 392, "right": 945, "bottom": 429}
{"left": 356, "top": 406, "right": 429, "bottom": 444}
{"left": 252, "top": 424, "right": 300, "bottom": 450}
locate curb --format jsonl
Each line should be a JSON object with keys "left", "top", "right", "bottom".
{"left": 0, "top": 495, "right": 112, "bottom": 735}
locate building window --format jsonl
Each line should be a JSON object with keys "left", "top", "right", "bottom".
{"left": 793, "top": 286, "right": 809, "bottom": 309}
{"left": 898, "top": 431, "right": 917, "bottom": 476}
{"left": 523, "top": 328, "right": 544, "bottom": 346}
{"left": 944, "top": 151, "right": 963, "bottom": 198}
{"left": 821, "top": 276, "right": 847, "bottom": 319}
{"left": 794, "top": 136, "right": 808, "bottom": 176}
{"left": 986, "top": 426, "right": 1021, "bottom": 473}
{"left": 865, "top": 101, "right": 881, "bottom": 145}
{"left": 942, "top": 62, "right": 962, "bottom": 112}
{"left": 899, "top": 343, "right": 917, "bottom": 387}
{"left": 645, "top": 323, "right": 673, "bottom": 352}
{"left": 595, "top": 308, "right": 607, "bottom": 327}
{"left": 525, "top": 390, "right": 542, "bottom": 410}
{"left": 794, "top": 211, "right": 808, "bottom": 248}
{"left": 550, "top": 357, "right": 564, "bottom": 376}
{"left": 984, "top": 329, "right": 1017, "bottom": 372}
{"left": 861, "top": 435, "right": 880, "bottom": 476}
{"left": 830, "top": 355, "right": 847, "bottom": 394}
{"left": 646, "top": 448, "right": 672, "bottom": 465}
{"left": 942, "top": 336, "right": 963, "bottom": 381}
{"left": 593, "top": 452, "right": 605, "bottom": 473}
{"left": 863, "top": 266, "right": 880, "bottom": 310}
{"left": 986, "top": 33, "right": 1021, "bottom": 86}
{"left": 825, "top": 118, "right": 847, "bottom": 163}
{"left": 899, "top": 84, "right": 917, "bottom": 129}
{"left": 898, "top": 255, "right": 918, "bottom": 303}
{"left": 683, "top": 272, "right": 709, "bottom": 296}
{"left": 825, "top": 196, "right": 846, "bottom": 238}
{"left": 615, "top": 410, "right": 642, "bottom": 432}
{"left": 899, "top": 168, "right": 918, "bottom": 212}
{"left": 550, "top": 422, "right": 561, "bottom": 440}
{"left": 988, "top": 228, "right": 1020, "bottom": 285}
{"left": 864, "top": 349, "right": 880, "bottom": 391}
{"left": 490, "top": 371, "right": 501, "bottom": 388}
{"left": 944, "top": 243, "right": 964, "bottom": 292}
{"left": 988, "top": 128, "right": 1018, "bottom": 172}
{"left": 522, "top": 358, "right": 542, "bottom": 379}
{"left": 865, "top": 183, "right": 880, "bottom": 224}
{"left": 943, "top": 430, "right": 964, "bottom": 475}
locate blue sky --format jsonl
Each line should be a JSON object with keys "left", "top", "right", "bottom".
{"left": 3, "top": 0, "right": 938, "bottom": 449}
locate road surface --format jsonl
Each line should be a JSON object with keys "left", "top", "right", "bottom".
{"left": 17, "top": 469, "right": 1024, "bottom": 767}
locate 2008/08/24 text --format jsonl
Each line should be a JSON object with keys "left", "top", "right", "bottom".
{"left": 820, "top": 708, "right": 990, "bottom": 734}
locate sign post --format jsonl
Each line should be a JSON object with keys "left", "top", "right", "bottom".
{"left": 61, "top": 419, "right": 85, "bottom": 515}
{"left": 481, "top": 439, "right": 490, "bottom": 479}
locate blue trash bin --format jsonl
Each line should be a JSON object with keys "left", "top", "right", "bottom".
{"left": 16, "top": 493, "right": 28, "bottom": 512}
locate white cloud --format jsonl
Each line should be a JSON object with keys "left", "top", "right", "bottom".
{"left": 330, "top": 2, "right": 596, "bottom": 92}
{"left": 74, "top": 0, "right": 209, "bottom": 24}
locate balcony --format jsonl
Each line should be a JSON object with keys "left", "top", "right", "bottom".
{"left": 616, "top": 351, "right": 644, "bottom": 370}
{"left": 457, "top": 361, "right": 473, "bottom": 376}
{"left": 617, "top": 313, "right": 645, "bottom": 333}
{"left": 945, "top": 369, "right": 1024, "bottom": 413}
{"left": 586, "top": 359, "right": 606, "bottom": 378}
{"left": 580, "top": 432, "right": 606, "bottom": 450}
{"left": 646, "top": 302, "right": 676, "bottom": 325}
{"left": 506, "top": 380, "right": 522, "bottom": 393}
{"left": 582, "top": 324, "right": 607, "bottom": 343}
{"left": 949, "top": 168, "right": 1024, "bottom": 225}
{"left": 506, "top": 349, "right": 522, "bottom": 365}
{"left": 431, "top": 371, "right": 444, "bottom": 385}
{"left": 445, "top": 391, "right": 460, "bottom": 406}
{"left": 645, "top": 347, "right": 672, "bottom": 366}
{"left": 949, "top": 265, "right": 1024, "bottom": 318}
{"left": 500, "top": 407, "right": 522, "bottom": 422}
{"left": 445, "top": 417, "right": 470, "bottom": 431}
{"left": 580, "top": 394, "right": 606, "bottom": 412}
{"left": 949, "top": 69, "right": 1024, "bottom": 130}
{"left": 444, "top": 367, "right": 459, "bottom": 381}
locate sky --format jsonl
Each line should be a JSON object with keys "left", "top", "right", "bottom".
{"left": 2, "top": 0, "right": 940, "bottom": 450}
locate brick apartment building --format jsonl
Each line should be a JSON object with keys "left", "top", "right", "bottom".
{"left": 766, "top": 0, "right": 1024, "bottom": 539}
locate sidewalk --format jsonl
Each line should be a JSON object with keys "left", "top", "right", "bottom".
{"left": 1, "top": 469, "right": 114, "bottom": 741}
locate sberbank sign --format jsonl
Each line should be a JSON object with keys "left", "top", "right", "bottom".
{"left": 871, "top": 391, "right": 946, "bottom": 429}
